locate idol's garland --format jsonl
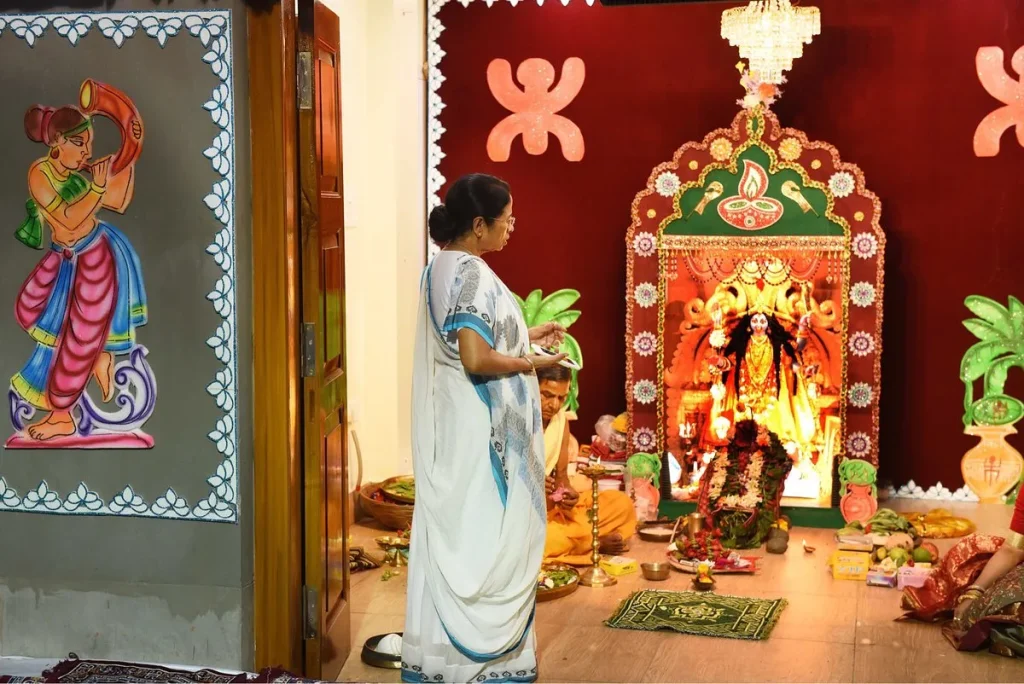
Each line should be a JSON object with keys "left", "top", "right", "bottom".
{"left": 625, "top": 108, "right": 885, "bottom": 477}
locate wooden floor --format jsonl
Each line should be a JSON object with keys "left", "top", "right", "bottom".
{"left": 339, "top": 500, "right": 1024, "bottom": 683}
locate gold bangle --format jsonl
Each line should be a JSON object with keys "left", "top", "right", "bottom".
{"left": 524, "top": 356, "right": 535, "bottom": 374}
{"left": 1007, "top": 531, "right": 1024, "bottom": 551}
{"left": 956, "top": 590, "right": 983, "bottom": 605}
{"left": 90, "top": 182, "right": 106, "bottom": 195}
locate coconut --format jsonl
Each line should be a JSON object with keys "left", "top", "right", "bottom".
{"left": 884, "top": 532, "right": 914, "bottom": 552}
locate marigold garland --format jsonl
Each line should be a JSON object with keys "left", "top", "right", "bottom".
{"left": 697, "top": 420, "right": 792, "bottom": 549}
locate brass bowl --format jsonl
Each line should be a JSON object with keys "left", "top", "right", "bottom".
{"left": 641, "top": 562, "right": 670, "bottom": 581}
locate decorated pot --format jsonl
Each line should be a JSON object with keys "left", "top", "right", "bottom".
{"left": 962, "top": 425, "right": 1024, "bottom": 504}
{"left": 840, "top": 483, "right": 877, "bottom": 525}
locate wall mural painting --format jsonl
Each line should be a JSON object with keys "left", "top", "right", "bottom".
{"left": 9, "top": 80, "right": 155, "bottom": 450}
{"left": 0, "top": 10, "right": 239, "bottom": 522}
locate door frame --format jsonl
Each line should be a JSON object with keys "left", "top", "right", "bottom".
{"left": 249, "top": 1, "right": 305, "bottom": 675}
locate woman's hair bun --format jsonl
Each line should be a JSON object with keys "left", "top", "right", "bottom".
{"left": 428, "top": 174, "right": 511, "bottom": 246}
{"left": 24, "top": 105, "right": 54, "bottom": 144}
{"left": 428, "top": 204, "right": 457, "bottom": 244}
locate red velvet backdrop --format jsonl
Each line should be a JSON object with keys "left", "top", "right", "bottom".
{"left": 435, "top": 0, "right": 1024, "bottom": 489}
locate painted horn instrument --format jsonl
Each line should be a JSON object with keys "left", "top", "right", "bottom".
{"left": 79, "top": 79, "right": 144, "bottom": 176}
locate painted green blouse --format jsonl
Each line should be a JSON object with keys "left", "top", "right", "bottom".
{"left": 15, "top": 164, "right": 90, "bottom": 250}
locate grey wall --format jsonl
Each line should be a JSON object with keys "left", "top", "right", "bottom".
{"left": 0, "top": 0, "right": 254, "bottom": 670}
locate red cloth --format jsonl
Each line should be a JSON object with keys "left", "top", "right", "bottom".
{"left": 436, "top": 0, "right": 1024, "bottom": 488}
{"left": 1011, "top": 494, "right": 1024, "bottom": 536}
{"left": 901, "top": 534, "right": 1004, "bottom": 622}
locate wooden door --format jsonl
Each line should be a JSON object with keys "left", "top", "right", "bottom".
{"left": 297, "top": 0, "right": 350, "bottom": 679}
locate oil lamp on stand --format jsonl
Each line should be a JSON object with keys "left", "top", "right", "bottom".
{"left": 577, "top": 463, "right": 617, "bottom": 587}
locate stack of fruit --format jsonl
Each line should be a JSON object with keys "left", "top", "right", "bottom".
{"left": 835, "top": 508, "right": 941, "bottom": 588}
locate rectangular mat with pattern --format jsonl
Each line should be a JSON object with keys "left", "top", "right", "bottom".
{"left": 605, "top": 589, "right": 787, "bottom": 641}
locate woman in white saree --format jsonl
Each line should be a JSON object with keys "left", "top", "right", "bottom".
{"left": 404, "top": 175, "right": 566, "bottom": 683}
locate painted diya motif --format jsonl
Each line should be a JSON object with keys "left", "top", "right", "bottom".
{"left": 717, "top": 160, "right": 783, "bottom": 231}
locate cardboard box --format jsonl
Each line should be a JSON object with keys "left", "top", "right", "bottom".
{"left": 837, "top": 540, "right": 874, "bottom": 553}
{"left": 599, "top": 556, "right": 638, "bottom": 576}
{"left": 867, "top": 569, "right": 898, "bottom": 588}
{"left": 830, "top": 551, "right": 870, "bottom": 581}
{"left": 897, "top": 565, "right": 933, "bottom": 590}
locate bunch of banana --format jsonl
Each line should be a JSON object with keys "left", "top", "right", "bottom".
{"left": 865, "top": 509, "right": 916, "bottom": 538}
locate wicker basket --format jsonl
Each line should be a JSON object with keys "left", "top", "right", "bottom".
{"left": 360, "top": 480, "right": 414, "bottom": 530}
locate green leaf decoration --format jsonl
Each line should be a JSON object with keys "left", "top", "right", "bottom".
{"left": 559, "top": 332, "right": 583, "bottom": 368}
{"left": 984, "top": 355, "right": 1023, "bottom": 396}
{"left": 963, "top": 318, "right": 1006, "bottom": 343}
{"left": 960, "top": 340, "right": 1011, "bottom": 383}
{"left": 961, "top": 295, "right": 1024, "bottom": 428}
{"left": 514, "top": 289, "right": 585, "bottom": 411}
{"left": 551, "top": 309, "right": 582, "bottom": 329}
{"left": 560, "top": 333, "right": 583, "bottom": 412}
{"left": 965, "top": 296, "right": 1013, "bottom": 338}
{"left": 971, "top": 395, "right": 1024, "bottom": 427}
{"left": 523, "top": 289, "right": 543, "bottom": 326}
{"left": 535, "top": 290, "right": 581, "bottom": 324}
{"left": 1010, "top": 296, "right": 1024, "bottom": 336}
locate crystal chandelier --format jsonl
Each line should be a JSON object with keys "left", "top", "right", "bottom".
{"left": 721, "top": 0, "right": 821, "bottom": 85}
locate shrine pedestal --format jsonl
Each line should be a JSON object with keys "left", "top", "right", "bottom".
{"left": 660, "top": 500, "right": 845, "bottom": 529}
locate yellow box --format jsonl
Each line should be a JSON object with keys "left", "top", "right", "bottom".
{"left": 830, "top": 550, "right": 870, "bottom": 581}
{"left": 599, "top": 556, "right": 638, "bottom": 576}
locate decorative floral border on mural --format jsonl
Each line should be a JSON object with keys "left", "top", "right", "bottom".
{"left": 426, "top": 0, "right": 596, "bottom": 259}
{"left": 624, "top": 109, "right": 886, "bottom": 476}
{"left": 0, "top": 10, "right": 238, "bottom": 523}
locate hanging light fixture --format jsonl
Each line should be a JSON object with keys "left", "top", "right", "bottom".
{"left": 721, "top": 0, "right": 821, "bottom": 84}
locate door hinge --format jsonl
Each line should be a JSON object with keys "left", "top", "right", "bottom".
{"left": 301, "top": 323, "right": 316, "bottom": 378}
{"left": 302, "top": 584, "right": 318, "bottom": 640}
{"left": 297, "top": 51, "right": 313, "bottom": 110}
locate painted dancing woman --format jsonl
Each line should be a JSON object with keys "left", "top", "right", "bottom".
{"left": 11, "top": 98, "right": 146, "bottom": 442}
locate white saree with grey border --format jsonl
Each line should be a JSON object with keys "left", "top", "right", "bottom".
{"left": 403, "top": 251, "right": 546, "bottom": 684}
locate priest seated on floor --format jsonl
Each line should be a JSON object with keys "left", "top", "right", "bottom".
{"left": 538, "top": 365, "right": 637, "bottom": 565}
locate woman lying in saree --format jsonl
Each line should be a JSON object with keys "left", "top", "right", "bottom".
{"left": 901, "top": 496, "right": 1024, "bottom": 658}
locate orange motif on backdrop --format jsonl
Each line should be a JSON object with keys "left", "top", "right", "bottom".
{"left": 486, "top": 57, "right": 585, "bottom": 162}
{"left": 974, "top": 46, "right": 1024, "bottom": 157}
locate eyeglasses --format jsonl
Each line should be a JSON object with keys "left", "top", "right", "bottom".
{"left": 487, "top": 215, "right": 515, "bottom": 229}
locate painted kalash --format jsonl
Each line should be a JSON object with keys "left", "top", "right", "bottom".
{"left": 624, "top": 72, "right": 887, "bottom": 516}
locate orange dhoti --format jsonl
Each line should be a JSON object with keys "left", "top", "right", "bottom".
{"left": 544, "top": 488, "right": 637, "bottom": 566}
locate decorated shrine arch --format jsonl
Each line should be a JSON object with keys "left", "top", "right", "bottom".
{"left": 625, "top": 107, "right": 885, "bottom": 512}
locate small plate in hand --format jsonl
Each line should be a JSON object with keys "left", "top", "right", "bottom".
{"left": 531, "top": 344, "right": 581, "bottom": 371}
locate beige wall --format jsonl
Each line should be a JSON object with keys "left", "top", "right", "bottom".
{"left": 322, "top": 0, "right": 425, "bottom": 493}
